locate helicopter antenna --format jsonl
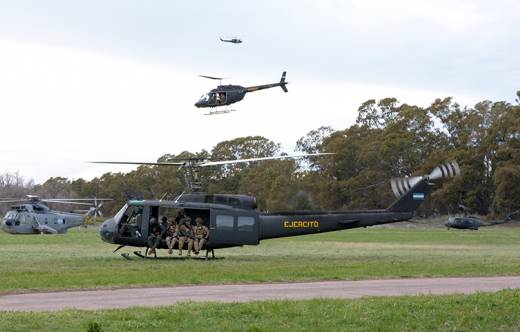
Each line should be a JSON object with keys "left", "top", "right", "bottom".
{"left": 174, "top": 191, "right": 185, "bottom": 203}
{"left": 159, "top": 193, "right": 168, "bottom": 202}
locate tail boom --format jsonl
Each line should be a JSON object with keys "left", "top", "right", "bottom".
{"left": 245, "top": 71, "right": 288, "bottom": 93}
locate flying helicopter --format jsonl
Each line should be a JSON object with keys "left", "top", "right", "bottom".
{"left": 1, "top": 195, "right": 111, "bottom": 234}
{"left": 220, "top": 37, "right": 242, "bottom": 44}
{"left": 94, "top": 156, "right": 460, "bottom": 259}
{"left": 445, "top": 205, "right": 519, "bottom": 230}
{"left": 195, "top": 71, "right": 288, "bottom": 115}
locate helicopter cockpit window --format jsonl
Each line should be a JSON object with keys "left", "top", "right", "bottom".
{"left": 4, "top": 211, "right": 17, "bottom": 220}
{"left": 118, "top": 205, "right": 143, "bottom": 238}
{"left": 199, "top": 94, "right": 210, "bottom": 103}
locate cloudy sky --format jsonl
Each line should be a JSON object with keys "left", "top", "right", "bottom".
{"left": 0, "top": 0, "right": 518, "bottom": 183}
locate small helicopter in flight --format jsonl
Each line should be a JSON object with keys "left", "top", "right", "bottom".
{"left": 445, "top": 205, "right": 519, "bottom": 230}
{"left": 220, "top": 37, "right": 242, "bottom": 44}
{"left": 195, "top": 71, "right": 288, "bottom": 115}
{"left": 1, "top": 195, "right": 111, "bottom": 234}
{"left": 95, "top": 156, "right": 460, "bottom": 259}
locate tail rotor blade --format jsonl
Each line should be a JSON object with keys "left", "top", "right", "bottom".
{"left": 428, "top": 160, "right": 460, "bottom": 180}
{"left": 390, "top": 160, "right": 461, "bottom": 198}
{"left": 390, "top": 176, "right": 423, "bottom": 198}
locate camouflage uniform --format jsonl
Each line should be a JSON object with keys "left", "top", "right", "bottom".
{"left": 165, "top": 220, "right": 178, "bottom": 255}
{"left": 178, "top": 217, "right": 194, "bottom": 256}
{"left": 193, "top": 217, "right": 209, "bottom": 254}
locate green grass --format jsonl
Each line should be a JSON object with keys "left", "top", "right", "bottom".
{"left": 2, "top": 290, "right": 520, "bottom": 331}
{"left": 1, "top": 226, "right": 520, "bottom": 293}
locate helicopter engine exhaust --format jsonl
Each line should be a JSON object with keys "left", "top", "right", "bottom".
{"left": 390, "top": 161, "right": 460, "bottom": 198}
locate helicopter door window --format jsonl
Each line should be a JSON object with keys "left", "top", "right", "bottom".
{"left": 216, "top": 92, "right": 226, "bottom": 105}
{"left": 216, "top": 215, "right": 234, "bottom": 231}
{"left": 237, "top": 216, "right": 255, "bottom": 232}
{"left": 56, "top": 218, "right": 65, "bottom": 225}
{"left": 208, "top": 93, "right": 217, "bottom": 105}
{"left": 19, "top": 213, "right": 32, "bottom": 225}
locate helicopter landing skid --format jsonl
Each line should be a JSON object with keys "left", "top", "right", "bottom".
{"left": 129, "top": 250, "right": 221, "bottom": 260}
{"left": 204, "top": 108, "right": 236, "bottom": 116}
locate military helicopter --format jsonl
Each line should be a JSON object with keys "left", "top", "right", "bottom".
{"left": 95, "top": 157, "right": 460, "bottom": 259}
{"left": 1, "top": 195, "right": 111, "bottom": 234}
{"left": 220, "top": 37, "right": 242, "bottom": 44}
{"left": 445, "top": 205, "right": 519, "bottom": 230}
{"left": 195, "top": 72, "right": 288, "bottom": 115}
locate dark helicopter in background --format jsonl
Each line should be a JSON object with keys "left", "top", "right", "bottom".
{"left": 1, "top": 195, "right": 111, "bottom": 234}
{"left": 94, "top": 156, "right": 460, "bottom": 259}
{"left": 445, "top": 205, "right": 519, "bottom": 230}
{"left": 220, "top": 37, "right": 242, "bottom": 44}
{"left": 195, "top": 71, "right": 288, "bottom": 115}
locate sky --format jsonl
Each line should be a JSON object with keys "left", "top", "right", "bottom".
{"left": 0, "top": 0, "right": 518, "bottom": 183}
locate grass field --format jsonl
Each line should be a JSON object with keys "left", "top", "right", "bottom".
{"left": 1, "top": 290, "right": 520, "bottom": 331}
{"left": 1, "top": 225, "right": 520, "bottom": 294}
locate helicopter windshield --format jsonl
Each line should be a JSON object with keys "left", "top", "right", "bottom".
{"left": 198, "top": 94, "right": 210, "bottom": 103}
{"left": 4, "top": 211, "right": 18, "bottom": 221}
{"left": 114, "top": 204, "right": 128, "bottom": 224}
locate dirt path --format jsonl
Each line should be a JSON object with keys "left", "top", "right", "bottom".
{"left": 1, "top": 276, "right": 520, "bottom": 312}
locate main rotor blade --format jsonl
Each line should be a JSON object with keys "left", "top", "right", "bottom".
{"left": 43, "top": 198, "right": 113, "bottom": 201}
{"left": 42, "top": 200, "right": 94, "bottom": 206}
{"left": 0, "top": 200, "right": 30, "bottom": 204}
{"left": 199, "top": 75, "right": 224, "bottom": 80}
{"left": 198, "top": 153, "right": 336, "bottom": 167}
{"left": 90, "top": 161, "right": 186, "bottom": 166}
{"left": 90, "top": 153, "right": 334, "bottom": 169}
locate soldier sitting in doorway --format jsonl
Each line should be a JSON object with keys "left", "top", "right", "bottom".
{"left": 193, "top": 217, "right": 210, "bottom": 255}
{"left": 146, "top": 217, "right": 165, "bottom": 257}
{"left": 178, "top": 216, "right": 194, "bottom": 256}
{"left": 165, "top": 216, "right": 179, "bottom": 255}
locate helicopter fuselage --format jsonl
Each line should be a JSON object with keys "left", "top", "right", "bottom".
{"left": 195, "top": 71, "right": 288, "bottom": 109}
{"left": 195, "top": 85, "right": 247, "bottom": 108}
{"left": 1, "top": 204, "right": 85, "bottom": 234}
{"left": 99, "top": 193, "right": 416, "bottom": 251}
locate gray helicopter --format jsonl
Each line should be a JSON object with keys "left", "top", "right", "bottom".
{"left": 1, "top": 195, "right": 111, "bottom": 234}
{"left": 445, "top": 205, "right": 519, "bottom": 230}
{"left": 220, "top": 37, "right": 242, "bottom": 44}
{"left": 195, "top": 72, "right": 288, "bottom": 115}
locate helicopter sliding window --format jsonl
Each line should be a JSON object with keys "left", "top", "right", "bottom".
{"left": 237, "top": 216, "right": 254, "bottom": 232}
{"left": 216, "top": 215, "right": 234, "bottom": 231}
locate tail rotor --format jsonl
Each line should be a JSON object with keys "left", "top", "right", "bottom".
{"left": 391, "top": 161, "right": 460, "bottom": 198}
{"left": 388, "top": 161, "right": 460, "bottom": 213}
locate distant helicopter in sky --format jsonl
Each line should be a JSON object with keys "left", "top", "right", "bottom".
{"left": 1, "top": 195, "right": 111, "bottom": 234}
{"left": 195, "top": 71, "right": 288, "bottom": 115}
{"left": 220, "top": 37, "right": 242, "bottom": 44}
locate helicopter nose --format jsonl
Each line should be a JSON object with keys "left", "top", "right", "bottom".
{"left": 4, "top": 220, "right": 12, "bottom": 226}
{"left": 99, "top": 218, "right": 116, "bottom": 244}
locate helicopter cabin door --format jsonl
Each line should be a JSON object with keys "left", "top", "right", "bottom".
{"left": 210, "top": 209, "right": 259, "bottom": 245}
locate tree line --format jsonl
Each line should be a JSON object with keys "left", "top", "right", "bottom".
{"left": 2, "top": 92, "right": 519, "bottom": 217}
